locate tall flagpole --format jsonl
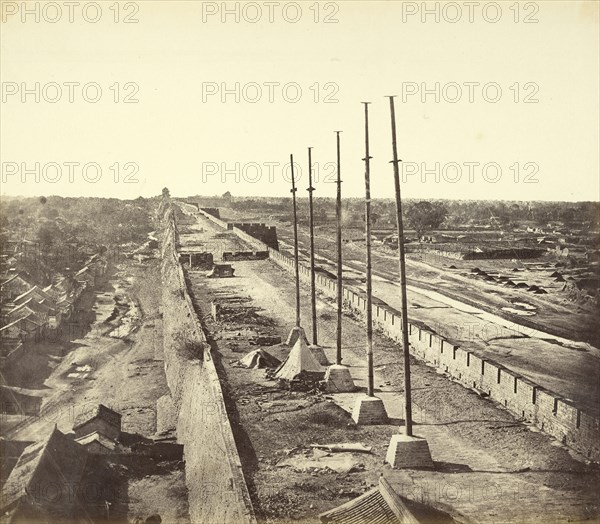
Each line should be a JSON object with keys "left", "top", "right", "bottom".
{"left": 290, "top": 154, "right": 301, "bottom": 328}
{"left": 307, "top": 147, "right": 318, "bottom": 346}
{"left": 325, "top": 130, "right": 356, "bottom": 394}
{"left": 387, "top": 95, "right": 413, "bottom": 437}
{"left": 335, "top": 131, "right": 343, "bottom": 365}
{"left": 362, "top": 102, "right": 375, "bottom": 398}
{"left": 352, "top": 104, "right": 387, "bottom": 424}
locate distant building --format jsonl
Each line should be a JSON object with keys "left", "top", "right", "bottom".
{"left": 1, "top": 273, "right": 34, "bottom": 302}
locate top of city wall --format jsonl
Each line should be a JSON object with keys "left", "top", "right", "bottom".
{"left": 162, "top": 200, "right": 257, "bottom": 523}
{"left": 195, "top": 207, "right": 600, "bottom": 424}
{"left": 193, "top": 204, "right": 230, "bottom": 229}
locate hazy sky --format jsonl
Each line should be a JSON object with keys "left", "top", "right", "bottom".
{"left": 1, "top": 0, "right": 598, "bottom": 202}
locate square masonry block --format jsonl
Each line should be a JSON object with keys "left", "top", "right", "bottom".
{"left": 386, "top": 434, "right": 435, "bottom": 470}
{"left": 324, "top": 364, "right": 356, "bottom": 393}
{"left": 352, "top": 395, "right": 389, "bottom": 425}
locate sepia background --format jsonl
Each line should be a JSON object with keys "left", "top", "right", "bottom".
{"left": 1, "top": 0, "right": 599, "bottom": 201}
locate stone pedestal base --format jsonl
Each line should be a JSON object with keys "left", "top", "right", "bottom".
{"left": 323, "top": 364, "right": 356, "bottom": 393}
{"left": 352, "top": 395, "right": 389, "bottom": 425}
{"left": 385, "top": 434, "right": 435, "bottom": 470}
{"left": 308, "top": 345, "right": 329, "bottom": 366}
{"left": 286, "top": 326, "right": 308, "bottom": 346}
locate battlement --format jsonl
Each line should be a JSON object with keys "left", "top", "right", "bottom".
{"left": 232, "top": 223, "right": 278, "bottom": 250}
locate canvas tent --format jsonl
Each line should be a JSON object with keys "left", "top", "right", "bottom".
{"left": 275, "top": 337, "right": 325, "bottom": 380}
{"left": 239, "top": 349, "right": 281, "bottom": 369}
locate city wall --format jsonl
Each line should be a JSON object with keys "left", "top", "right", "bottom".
{"left": 195, "top": 208, "right": 600, "bottom": 462}
{"left": 160, "top": 201, "right": 256, "bottom": 524}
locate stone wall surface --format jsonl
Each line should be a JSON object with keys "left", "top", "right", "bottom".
{"left": 160, "top": 201, "right": 256, "bottom": 524}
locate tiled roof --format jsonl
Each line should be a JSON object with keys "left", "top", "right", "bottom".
{"left": 73, "top": 404, "right": 122, "bottom": 431}
{"left": 74, "top": 431, "right": 118, "bottom": 451}
{"left": 319, "top": 488, "right": 399, "bottom": 524}
{"left": 0, "top": 428, "right": 88, "bottom": 519}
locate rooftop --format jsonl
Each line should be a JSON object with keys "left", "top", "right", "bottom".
{"left": 73, "top": 404, "right": 122, "bottom": 431}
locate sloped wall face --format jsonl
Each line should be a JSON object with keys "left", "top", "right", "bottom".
{"left": 176, "top": 363, "right": 254, "bottom": 524}
{"left": 160, "top": 199, "right": 255, "bottom": 524}
{"left": 207, "top": 209, "right": 599, "bottom": 462}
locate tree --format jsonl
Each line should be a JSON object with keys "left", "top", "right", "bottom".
{"left": 40, "top": 206, "right": 59, "bottom": 219}
{"left": 405, "top": 201, "right": 447, "bottom": 239}
{"left": 37, "top": 221, "right": 62, "bottom": 247}
{"left": 162, "top": 187, "right": 170, "bottom": 198}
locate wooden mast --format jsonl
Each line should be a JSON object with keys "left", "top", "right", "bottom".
{"left": 362, "top": 102, "right": 375, "bottom": 397}
{"left": 387, "top": 95, "right": 413, "bottom": 436}
{"left": 307, "top": 147, "right": 318, "bottom": 345}
{"left": 290, "top": 153, "right": 301, "bottom": 328}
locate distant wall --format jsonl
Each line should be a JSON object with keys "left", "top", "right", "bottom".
{"left": 204, "top": 206, "right": 600, "bottom": 462}
{"left": 201, "top": 208, "right": 221, "bottom": 219}
{"left": 232, "top": 223, "right": 279, "bottom": 250}
{"left": 223, "top": 251, "right": 269, "bottom": 262}
{"left": 160, "top": 200, "right": 256, "bottom": 524}
{"left": 196, "top": 207, "right": 230, "bottom": 229}
{"left": 195, "top": 208, "right": 279, "bottom": 251}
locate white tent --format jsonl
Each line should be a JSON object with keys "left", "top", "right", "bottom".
{"left": 275, "top": 336, "right": 325, "bottom": 380}
{"left": 239, "top": 349, "right": 281, "bottom": 369}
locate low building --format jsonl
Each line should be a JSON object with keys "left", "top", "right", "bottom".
{"left": 0, "top": 428, "right": 89, "bottom": 523}
{"left": 1, "top": 273, "right": 34, "bottom": 302}
{"left": 74, "top": 266, "right": 96, "bottom": 287}
{"left": 0, "top": 315, "right": 43, "bottom": 345}
{"left": 13, "top": 286, "right": 55, "bottom": 307}
{"left": 73, "top": 404, "right": 122, "bottom": 441}
{"left": 6, "top": 300, "right": 50, "bottom": 327}
{"left": 0, "top": 339, "right": 25, "bottom": 366}
{"left": 74, "top": 431, "right": 119, "bottom": 454}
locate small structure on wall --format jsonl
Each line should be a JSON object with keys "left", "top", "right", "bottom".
{"left": 207, "top": 263, "right": 235, "bottom": 278}
{"left": 275, "top": 337, "right": 325, "bottom": 381}
{"left": 74, "top": 431, "right": 119, "bottom": 454}
{"left": 179, "top": 251, "right": 213, "bottom": 270}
